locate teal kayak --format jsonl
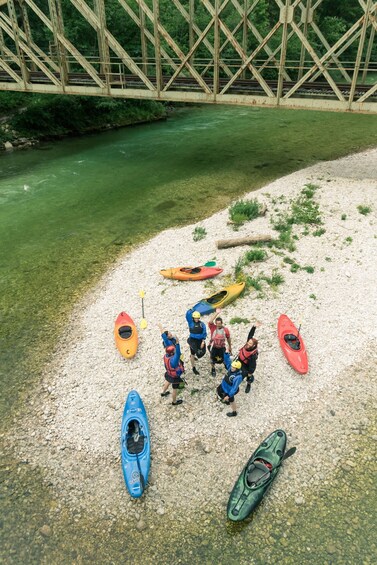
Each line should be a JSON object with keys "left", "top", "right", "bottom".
{"left": 227, "top": 430, "right": 287, "bottom": 521}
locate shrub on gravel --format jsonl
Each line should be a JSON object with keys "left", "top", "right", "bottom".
{"left": 357, "top": 205, "right": 371, "bottom": 215}
{"left": 192, "top": 226, "right": 207, "bottom": 241}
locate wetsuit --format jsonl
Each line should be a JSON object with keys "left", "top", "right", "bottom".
{"left": 186, "top": 309, "right": 207, "bottom": 358}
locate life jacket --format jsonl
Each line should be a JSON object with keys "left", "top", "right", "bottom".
{"left": 224, "top": 370, "right": 239, "bottom": 386}
{"left": 211, "top": 327, "right": 226, "bottom": 349}
{"left": 190, "top": 321, "right": 204, "bottom": 336}
{"left": 164, "top": 355, "right": 184, "bottom": 378}
{"left": 239, "top": 345, "right": 258, "bottom": 364}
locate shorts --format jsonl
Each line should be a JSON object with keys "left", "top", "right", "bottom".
{"left": 187, "top": 337, "right": 206, "bottom": 358}
{"left": 210, "top": 346, "right": 226, "bottom": 364}
{"left": 165, "top": 372, "right": 183, "bottom": 389}
{"left": 241, "top": 365, "right": 255, "bottom": 381}
{"left": 216, "top": 384, "right": 238, "bottom": 404}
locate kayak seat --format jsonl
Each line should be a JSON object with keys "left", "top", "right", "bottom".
{"left": 246, "top": 461, "right": 270, "bottom": 486}
{"left": 284, "top": 334, "right": 301, "bottom": 350}
{"left": 181, "top": 267, "right": 201, "bottom": 274}
{"left": 127, "top": 434, "right": 145, "bottom": 455}
{"left": 207, "top": 291, "right": 227, "bottom": 305}
{"left": 119, "top": 325, "right": 132, "bottom": 339}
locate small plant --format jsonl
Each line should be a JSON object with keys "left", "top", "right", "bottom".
{"left": 234, "top": 256, "right": 245, "bottom": 278}
{"left": 230, "top": 317, "right": 250, "bottom": 325}
{"left": 283, "top": 256, "right": 295, "bottom": 265}
{"left": 341, "top": 214, "right": 347, "bottom": 220}
{"left": 302, "top": 183, "right": 319, "bottom": 199}
{"left": 245, "top": 275, "right": 263, "bottom": 291}
{"left": 244, "top": 248, "right": 267, "bottom": 263}
{"left": 192, "top": 226, "right": 207, "bottom": 241}
{"left": 325, "top": 257, "right": 332, "bottom": 262}
{"left": 290, "top": 263, "right": 301, "bottom": 273}
{"left": 229, "top": 199, "right": 261, "bottom": 226}
{"left": 309, "top": 293, "right": 317, "bottom": 300}
{"left": 263, "top": 270, "right": 284, "bottom": 288}
{"left": 320, "top": 267, "right": 325, "bottom": 272}
{"left": 313, "top": 228, "right": 326, "bottom": 237}
{"left": 357, "top": 205, "right": 371, "bottom": 216}
{"left": 345, "top": 236, "right": 353, "bottom": 244}
{"left": 304, "top": 266, "right": 315, "bottom": 273}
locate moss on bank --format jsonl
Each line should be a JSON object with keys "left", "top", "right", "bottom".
{"left": 0, "top": 92, "right": 167, "bottom": 145}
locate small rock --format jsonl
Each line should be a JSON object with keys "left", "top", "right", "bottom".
{"left": 156, "top": 507, "right": 165, "bottom": 516}
{"left": 345, "top": 460, "right": 356, "bottom": 468}
{"left": 4, "top": 141, "right": 13, "bottom": 151}
{"left": 40, "top": 524, "right": 52, "bottom": 537}
{"left": 330, "top": 410, "right": 336, "bottom": 416}
{"left": 326, "top": 543, "right": 337, "bottom": 555}
{"left": 136, "top": 520, "right": 146, "bottom": 531}
{"left": 295, "top": 497, "right": 304, "bottom": 505}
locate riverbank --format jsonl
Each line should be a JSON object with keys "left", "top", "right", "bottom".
{"left": 0, "top": 93, "right": 167, "bottom": 151}
{"left": 7, "top": 148, "right": 376, "bottom": 537}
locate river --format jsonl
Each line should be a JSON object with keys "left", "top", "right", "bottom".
{"left": 1, "top": 105, "right": 376, "bottom": 563}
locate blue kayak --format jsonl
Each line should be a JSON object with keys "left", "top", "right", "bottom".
{"left": 120, "top": 390, "right": 151, "bottom": 498}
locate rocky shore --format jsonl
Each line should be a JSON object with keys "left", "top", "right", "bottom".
{"left": 8, "top": 149, "right": 377, "bottom": 530}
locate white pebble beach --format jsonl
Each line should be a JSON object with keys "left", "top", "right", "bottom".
{"left": 11, "top": 148, "right": 377, "bottom": 526}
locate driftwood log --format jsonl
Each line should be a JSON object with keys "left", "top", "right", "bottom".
{"left": 216, "top": 234, "right": 273, "bottom": 249}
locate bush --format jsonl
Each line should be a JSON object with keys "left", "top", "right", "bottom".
{"left": 244, "top": 248, "right": 267, "bottom": 263}
{"left": 313, "top": 228, "right": 326, "bottom": 237}
{"left": 304, "top": 266, "right": 315, "bottom": 273}
{"left": 341, "top": 214, "right": 347, "bottom": 220}
{"left": 357, "top": 205, "right": 371, "bottom": 215}
{"left": 229, "top": 317, "right": 250, "bottom": 325}
{"left": 290, "top": 263, "right": 300, "bottom": 273}
{"left": 229, "top": 199, "right": 261, "bottom": 225}
{"left": 192, "top": 226, "right": 207, "bottom": 241}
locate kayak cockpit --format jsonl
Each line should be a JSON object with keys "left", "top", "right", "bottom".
{"left": 207, "top": 290, "right": 227, "bottom": 304}
{"left": 246, "top": 460, "right": 272, "bottom": 487}
{"left": 118, "top": 325, "right": 133, "bottom": 340}
{"left": 125, "top": 420, "right": 145, "bottom": 455}
{"left": 284, "top": 333, "right": 301, "bottom": 350}
{"left": 180, "top": 267, "right": 201, "bottom": 274}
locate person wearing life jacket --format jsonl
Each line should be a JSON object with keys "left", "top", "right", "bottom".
{"left": 185, "top": 309, "right": 207, "bottom": 375}
{"left": 160, "top": 339, "right": 185, "bottom": 406}
{"left": 216, "top": 359, "right": 243, "bottom": 417}
{"left": 208, "top": 308, "right": 232, "bottom": 377}
{"left": 238, "top": 322, "right": 261, "bottom": 394}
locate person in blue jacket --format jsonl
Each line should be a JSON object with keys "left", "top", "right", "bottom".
{"left": 216, "top": 359, "right": 243, "bottom": 417}
{"left": 185, "top": 309, "right": 207, "bottom": 375}
{"left": 160, "top": 339, "right": 185, "bottom": 406}
{"left": 158, "top": 323, "right": 178, "bottom": 349}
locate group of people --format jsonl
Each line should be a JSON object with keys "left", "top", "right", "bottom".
{"left": 159, "top": 309, "right": 260, "bottom": 417}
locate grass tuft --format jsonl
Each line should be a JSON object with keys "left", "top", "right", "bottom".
{"left": 229, "top": 199, "right": 261, "bottom": 226}
{"left": 313, "top": 228, "right": 326, "bottom": 237}
{"left": 357, "top": 205, "right": 371, "bottom": 216}
{"left": 244, "top": 248, "right": 267, "bottom": 263}
{"left": 192, "top": 226, "right": 207, "bottom": 241}
{"left": 229, "top": 317, "right": 250, "bottom": 325}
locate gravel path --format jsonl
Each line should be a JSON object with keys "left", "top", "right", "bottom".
{"left": 10, "top": 148, "right": 377, "bottom": 527}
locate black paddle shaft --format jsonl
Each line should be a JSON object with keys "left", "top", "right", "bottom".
{"left": 254, "top": 446, "right": 297, "bottom": 485}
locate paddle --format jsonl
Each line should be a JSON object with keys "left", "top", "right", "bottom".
{"left": 296, "top": 322, "right": 302, "bottom": 339}
{"left": 139, "top": 290, "right": 147, "bottom": 329}
{"left": 253, "top": 446, "right": 297, "bottom": 485}
{"left": 204, "top": 261, "right": 216, "bottom": 266}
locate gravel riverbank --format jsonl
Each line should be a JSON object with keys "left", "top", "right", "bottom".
{"left": 8, "top": 149, "right": 377, "bottom": 530}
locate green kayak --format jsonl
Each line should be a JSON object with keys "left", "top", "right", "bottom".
{"left": 227, "top": 429, "right": 287, "bottom": 522}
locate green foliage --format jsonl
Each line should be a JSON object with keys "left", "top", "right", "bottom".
{"left": 234, "top": 256, "right": 245, "bottom": 277}
{"left": 313, "top": 228, "right": 326, "bottom": 237}
{"left": 192, "top": 226, "right": 207, "bottom": 241}
{"left": 244, "top": 248, "right": 267, "bottom": 263}
{"left": 263, "top": 270, "right": 284, "bottom": 288}
{"left": 357, "top": 205, "right": 372, "bottom": 216}
{"left": 325, "top": 257, "right": 332, "bottom": 262}
{"left": 245, "top": 276, "right": 263, "bottom": 292}
{"left": 290, "top": 188, "right": 322, "bottom": 226}
{"left": 304, "top": 266, "right": 315, "bottom": 273}
{"left": 341, "top": 214, "right": 347, "bottom": 220}
{"left": 229, "top": 199, "right": 261, "bottom": 226}
{"left": 229, "top": 317, "right": 250, "bottom": 325}
{"left": 344, "top": 236, "right": 353, "bottom": 244}
{"left": 309, "top": 294, "right": 317, "bottom": 300}
{"left": 283, "top": 256, "right": 295, "bottom": 264}
{"left": 290, "top": 263, "right": 301, "bottom": 273}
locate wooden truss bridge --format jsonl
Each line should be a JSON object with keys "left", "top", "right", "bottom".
{"left": 0, "top": 0, "right": 376, "bottom": 113}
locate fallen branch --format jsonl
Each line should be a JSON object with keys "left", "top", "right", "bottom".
{"left": 216, "top": 234, "right": 273, "bottom": 249}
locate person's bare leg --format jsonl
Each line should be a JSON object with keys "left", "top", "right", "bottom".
{"left": 161, "top": 382, "right": 170, "bottom": 396}
{"left": 227, "top": 400, "right": 237, "bottom": 417}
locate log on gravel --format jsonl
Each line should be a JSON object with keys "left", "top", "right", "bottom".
{"left": 216, "top": 234, "right": 273, "bottom": 249}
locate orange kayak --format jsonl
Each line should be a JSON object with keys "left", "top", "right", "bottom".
{"left": 114, "top": 312, "right": 138, "bottom": 359}
{"left": 277, "top": 315, "right": 308, "bottom": 374}
{"left": 160, "top": 266, "right": 223, "bottom": 281}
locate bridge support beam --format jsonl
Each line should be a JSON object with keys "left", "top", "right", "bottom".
{"left": 94, "top": 0, "right": 111, "bottom": 91}
{"left": 7, "top": 0, "right": 29, "bottom": 88}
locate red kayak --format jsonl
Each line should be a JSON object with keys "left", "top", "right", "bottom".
{"left": 277, "top": 315, "right": 308, "bottom": 374}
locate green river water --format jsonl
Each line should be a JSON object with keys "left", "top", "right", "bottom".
{"left": 1, "top": 105, "right": 377, "bottom": 563}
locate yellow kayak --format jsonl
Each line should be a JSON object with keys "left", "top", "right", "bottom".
{"left": 191, "top": 282, "right": 245, "bottom": 315}
{"left": 114, "top": 312, "right": 138, "bottom": 359}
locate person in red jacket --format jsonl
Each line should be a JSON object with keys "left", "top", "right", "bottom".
{"left": 208, "top": 308, "right": 232, "bottom": 376}
{"left": 238, "top": 322, "right": 261, "bottom": 393}
{"left": 160, "top": 339, "right": 185, "bottom": 406}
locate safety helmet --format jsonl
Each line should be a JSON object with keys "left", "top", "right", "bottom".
{"left": 166, "top": 345, "right": 176, "bottom": 356}
{"left": 231, "top": 360, "right": 242, "bottom": 370}
{"left": 192, "top": 311, "right": 201, "bottom": 319}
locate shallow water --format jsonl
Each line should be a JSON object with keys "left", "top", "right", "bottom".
{"left": 1, "top": 105, "right": 377, "bottom": 563}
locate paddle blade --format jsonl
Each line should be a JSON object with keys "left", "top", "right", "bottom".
{"left": 139, "top": 290, "right": 145, "bottom": 298}
{"left": 283, "top": 446, "right": 297, "bottom": 460}
{"left": 204, "top": 261, "right": 216, "bottom": 266}
{"left": 140, "top": 318, "right": 147, "bottom": 330}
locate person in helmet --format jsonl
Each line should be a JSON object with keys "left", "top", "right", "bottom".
{"left": 160, "top": 338, "right": 185, "bottom": 406}
{"left": 208, "top": 308, "right": 232, "bottom": 376}
{"left": 238, "top": 322, "right": 261, "bottom": 393}
{"left": 216, "top": 359, "right": 243, "bottom": 417}
{"left": 185, "top": 308, "right": 207, "bottom": 375}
